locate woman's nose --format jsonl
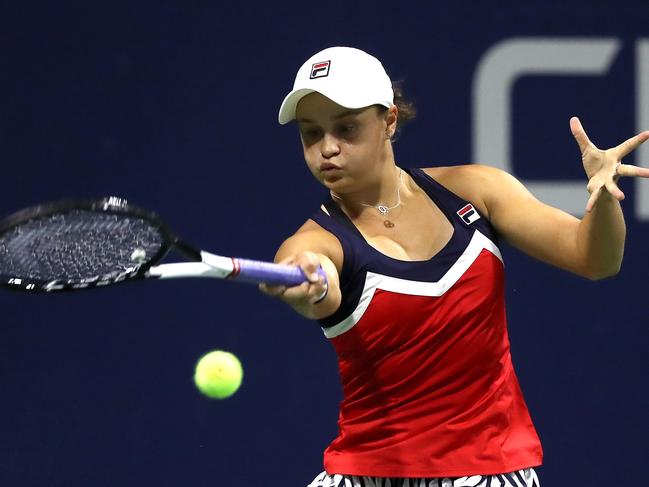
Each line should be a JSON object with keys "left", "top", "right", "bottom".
{"left": 320, "top": 133, "right": 340, "bottom": 159}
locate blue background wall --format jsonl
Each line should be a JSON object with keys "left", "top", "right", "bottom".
{"left": 1, "top": 2, "right": 648, "bottom": 485}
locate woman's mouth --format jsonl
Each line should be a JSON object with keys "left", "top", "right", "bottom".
{"left": 320, "top": 163, "right": 341, "bottom": 172}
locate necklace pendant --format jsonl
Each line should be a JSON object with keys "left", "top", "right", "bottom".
{"left": 384, "top": 220, "right": 395, "bottom": 228}
{"left": 377, "top": 205, "right": 389, "bottom": 215}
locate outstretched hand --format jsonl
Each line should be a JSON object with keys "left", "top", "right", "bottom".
{"left": 258, "top": 251, "right": 328, "bottom": 306}
{"left": 570, "top": 117, "right": 649, "bottom": 212}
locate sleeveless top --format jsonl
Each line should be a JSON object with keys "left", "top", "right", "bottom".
{"left": 309, "top": 167, "right": 543, "bottom": 478}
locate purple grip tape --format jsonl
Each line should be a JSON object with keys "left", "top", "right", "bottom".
{"left": 232, "top": 258, "right": 328, "bottom": 287}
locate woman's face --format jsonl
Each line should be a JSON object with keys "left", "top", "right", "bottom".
{"left": 295, "top": 92, "right": 396, "bottom": 193}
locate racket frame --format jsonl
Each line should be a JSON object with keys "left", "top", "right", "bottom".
{"left": 0, "top": 197, "right": 320, "bottom": 292}
{"left": 0, "top": 197, "right": 198, "bottom": 292}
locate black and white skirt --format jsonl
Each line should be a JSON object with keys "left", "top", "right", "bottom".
{"left": 307, "top": 468, "right": 540, "bottom": 487}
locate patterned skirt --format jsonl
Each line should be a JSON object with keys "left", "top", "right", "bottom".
{"left": 307, "top": 468, "right": 540, "bottom": 487}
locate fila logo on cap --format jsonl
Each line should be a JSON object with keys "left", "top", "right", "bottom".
{"left": 310, "top": 60, "right": 331, "bottom": 79}
{"left": 457, "top": 204, "right": 480, "bottom": 225}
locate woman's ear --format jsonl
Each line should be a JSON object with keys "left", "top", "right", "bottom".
{"left": 385, "top": 105, "right": 398, "bottom": 139}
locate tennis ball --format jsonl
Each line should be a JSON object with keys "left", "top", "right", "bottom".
{"left": 193, "top": 350, "right": 243, "bottom": 399}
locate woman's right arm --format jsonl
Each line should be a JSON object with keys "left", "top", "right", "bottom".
{"left": 259, "top": 221, "right": 343, "bottom": 320}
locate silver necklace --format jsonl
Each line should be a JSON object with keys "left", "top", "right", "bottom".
{"left": 331, "top": 169, "right": 403, "bottom": 228}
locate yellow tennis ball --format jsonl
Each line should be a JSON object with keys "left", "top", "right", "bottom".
{"left": 193, "top": 350, "right": 243, "bottom": 399}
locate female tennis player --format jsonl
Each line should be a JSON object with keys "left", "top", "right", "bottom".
{"left": 261, "top": 46, "right": 649, "bottom": 487}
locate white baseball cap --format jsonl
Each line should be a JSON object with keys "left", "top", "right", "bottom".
{"left": 278, "top": 46, "right": 394, "bottom": 125}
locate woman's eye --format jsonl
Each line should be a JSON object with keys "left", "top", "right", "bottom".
{"left": 338, "top": 124, "right": 357, "bottom": 136}
{"left": 301, "top": 128, "right": 321, "bottom": 139}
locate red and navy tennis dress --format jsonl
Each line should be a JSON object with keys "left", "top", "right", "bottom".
{"left": 309, "top": 167, "right": 543, "bottom": 480}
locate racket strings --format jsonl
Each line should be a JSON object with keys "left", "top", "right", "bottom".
{"left": 0, "top": 210, "right": 165, "bottom": 282}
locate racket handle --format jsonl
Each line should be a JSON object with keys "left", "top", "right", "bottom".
{"left": 233, "top": 258, "right": 327, "bottom": 287}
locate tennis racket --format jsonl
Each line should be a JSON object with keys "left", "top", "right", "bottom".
{"left": 0, "top": 196, "right": 325, "bottom": 292}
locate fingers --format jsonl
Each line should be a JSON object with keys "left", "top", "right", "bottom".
{"left": 604, "top": 178, "right": 625, "bottom": 201}
{"left": 585, "top": 178, "right": 625, "bottom": 212}
{"left": 293, "top": 251, "right": 324, "bottom": 284}
{"left": 259, "top": 251, "right": 328, "bottom": 306}
{"left": 258, "top": 282, "right": 287, "bottom": 297}
{"left": 585, "top": 186, "right": 602, "bottom": 213}
{"left": 570, "top": 116, "right": 594, "bottom": 155}
{"left": 260, "top": 278, "right": 325, "bottom": 304}
{"left": 576, "top": 122, "right": 649, "bottom": 212}
{"left": 614, "top": 130, "right": 649, "bottom": 158}
{"left": 294, "top": 252, "right": 328, "bottom": 304}
{"left": 616, "top": 163, "right": 649, "bottom": 178}
{"left": 570, "top": 119, "right": 649, "bottom": 157}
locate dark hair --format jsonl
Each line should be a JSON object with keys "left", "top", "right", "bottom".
{"left": 379, "top": 80, "right": 416, "bottom": 141}
{"left": 392, "top": 81, "right": 416, "bottom": 124}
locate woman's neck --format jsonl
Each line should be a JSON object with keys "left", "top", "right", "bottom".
{"left": 330, "top": 164, "right": 403, "bottom": 214}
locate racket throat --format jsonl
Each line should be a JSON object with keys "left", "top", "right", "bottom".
{"left": 173, "top": 240, "right": 202, "bottom": 262}
{"left": 147, "top": 251, "right": 236, "bottom": 280}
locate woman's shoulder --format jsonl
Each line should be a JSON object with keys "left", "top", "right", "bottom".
{"left": 278, "top": 218, "right": 344, "bottom": 273}
{"left": 294, "top": 217, "right": 337, "bottom": 237}
{"left": 421, "top": 163, "right": 504, "bottom": 187}
{"left": 420, "top": 164, "right": 509, "bottom": 219}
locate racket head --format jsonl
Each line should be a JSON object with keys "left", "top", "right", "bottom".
{"left": 0, "top": 196, "right": 183, "bottom": 292}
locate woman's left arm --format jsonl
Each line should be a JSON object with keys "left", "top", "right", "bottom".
{"left": 473, "top": 117, "right": 649, "bottom": 280}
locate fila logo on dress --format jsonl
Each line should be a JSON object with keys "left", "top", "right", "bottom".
{"left": 310, "top": 60, "right": 331, "bottom": 78}
{"left": 457, "top": 204, "right": 480, "bottom": 225}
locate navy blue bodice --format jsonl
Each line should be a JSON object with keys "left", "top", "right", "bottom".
{"left": 309, "top": 167, "right": 499, "bottom": 328}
